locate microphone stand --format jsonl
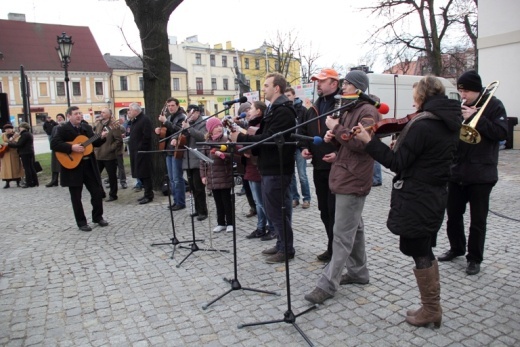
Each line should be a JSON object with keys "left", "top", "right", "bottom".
{"left": 176, "top": 146, "right": 229, "bottom": 268}
{"left": 234, "top": 100, "right": 357, "bottom": 347}
{"left": 198, "top": 141, "right": 279, "bottom": 310}
{"left": 138, "top": 149, "right": 194, "bottom": 259}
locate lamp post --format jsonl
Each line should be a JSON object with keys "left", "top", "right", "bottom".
{"left": 56, "top": 32, "right": 74, "bottom": 107}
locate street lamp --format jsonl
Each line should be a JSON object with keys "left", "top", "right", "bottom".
{"left": 56, "top": 32, "right": 74, "bottom": 107}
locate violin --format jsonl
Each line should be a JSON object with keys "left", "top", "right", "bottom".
{"left": 343, "top": 112, "right": 420, "bottom": 141}
{"left": 158, "top": 102, "right": 168, "bottom": 151}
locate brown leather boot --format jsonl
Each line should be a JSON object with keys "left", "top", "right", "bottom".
{"left": 405, "top": 263, "right": 442, "bottom": 328}
{"left": 407, "top": 259, "right": 439, "bottom": 316}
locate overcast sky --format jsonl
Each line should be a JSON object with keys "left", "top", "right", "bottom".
{"left": 2, "top": 0, "right": 383, "bottom": 72}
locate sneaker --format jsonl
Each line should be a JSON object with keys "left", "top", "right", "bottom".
{"left": 261, "top": 246, "right": 278, "bottom": 255}
{"left": 260, "top": 231, "right": 276, "bottom": 241}
{"left": 265, "top": 252, "right": 294, "bottom": 264}
{"left": 226, "top": 225, "right": 234, "bottom": 233}
{"left": 246, "top": 229, "right": 266, "bottom": 239}
{"left": 466, "top": 261, "right": 480, "bottom": 275}
{"left": 302, "top": 201, "right": 310, "bottom": 209}
{"left": 292, "top": 200, "right": 299, "bottom": 208}
{"left": 340, "top": 274, "right": 369, "bottom": 285}
{"left": 213, "top": 225, "right": 226, "bottom": 233}
{"left": 304, "top": 287, "right": 333, "bottom": 305}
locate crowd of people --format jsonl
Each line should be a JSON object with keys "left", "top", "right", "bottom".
{"left": 0, "top": 68, "right": 508, "bottom": 329}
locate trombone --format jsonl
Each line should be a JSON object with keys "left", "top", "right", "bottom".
{"left": 460, "top": 81, "right": 500, "bottom": 144}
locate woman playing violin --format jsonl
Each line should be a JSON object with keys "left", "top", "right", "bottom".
{"left": 353, "top": 75, "right": 462, "bottom": 328}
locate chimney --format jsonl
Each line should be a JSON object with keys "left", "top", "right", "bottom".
{"left": 8, "top": 13, "right": 26, "bottom": 22}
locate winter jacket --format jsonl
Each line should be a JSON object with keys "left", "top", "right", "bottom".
{"left": 127, "top": 112, "right": 153, "bottom": 179}
{"left": 43, "top": 120, "right": 58, "bottom": 136}
{"left": 162, "top": 109, "right": 187, "bottom": 156}
{"left": 182, "top": 116, "right": 207, "bottom": 169}
{"left": 300, "top": 89, "right": 341, "bottom": 171}
{"left": 329, "top": 100, "right": 381, "bottom": 196}
{"left": 94, "top": 119, "right": 123, "bottom": 161}
{"left": 200, "top": 135, "right": 235, "bottom": 190}
{"left": 450, "top": 96, "right": 508, "bottom": 185}
{"left": 237, "top": 95, "right": 296, "bottom": 176}
{"left": 365, "top": 95, "right": 462, "bottom": 238}
{"left": 8, "top": 129, "right": 34, "bottom": 156}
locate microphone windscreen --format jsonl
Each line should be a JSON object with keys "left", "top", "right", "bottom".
{"left": 220, "top": 145, "right": 227, "bottom": 152}
{"left": 239, "top": 96, "right": 248, "bottom": 103}
{"left": 314, "top": 136, "right": 323, "bottom": 145}
{"left": 378, "top": 103, "right": 390, "bottom": 115}
{"left": 239, "top": 112, "right": 247, "bottom": 118}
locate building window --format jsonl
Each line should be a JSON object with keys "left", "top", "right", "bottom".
{"left": 245, "top": 58, "right": 249, "bottom": 69}
{"left": 196, "top": 78, "right": 203, "bottom": 95}
{"left": 95, "top": 82, "right": 103, "bottom": 96}
{"left": 223, "top": 78, "right": 229, "bottom": 90}
{"left": 256, "top": 80, "right": 261, "bottom": 91}
{"left": 195, "top": 53, "right": 202, "bottom": 65}
{"left": 56, "top": 82, "right": 65, "bottom": 96}
{"left": 120, "top": 76, "right": 128, "bottom": 91}
{"left": 72, "top": 82, "right": 81, "bottom": 96}
{"left": 210, "top": 54, "right": 215, "bottom": 66}
{"left": 222, "top": 56, "right": 227, "bottom": 67}
{"left": 255, "top": 59, "right": 260, "bottom": 70}
{"left": 233, "top": 56, "right": 238, "bottom": 67}
{"left": 266, "top": 61, "right": 270, "bottom": 71}
{"left": 211, "top": 78, "right": 217, "bottom": 90}
{"left": 38, "top": 82, "right": 48, "bottom": 97}
{"left": 246, "top": 79, "right": 251, "bottom": 89}
{"left": 275, "top": 61, "right": 279, "bottom": 71}
{"left": 139, "top": 77, "right": 144, "bottom": 91}
{"left": 172, "top": 78, "right": 180, "bottom": 91}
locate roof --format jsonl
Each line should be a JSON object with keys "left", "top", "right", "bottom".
{"left": 103, "top": 54, "right": 187, "bottom": 73}
{"left": 0, "top": 19, "right": 110, "bottom": 73}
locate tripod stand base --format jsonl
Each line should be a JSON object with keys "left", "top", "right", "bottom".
{"left": 176, "top": 242, "right": 229, "bottom": 268}
{"left": 151, "top": 237, "right": 193, "bottom": 259}
{"left": 202, "top": 277, "right": 280, "bottom": 310}
{"left": 238, "top": 306, "right": 318, "bottom": 347}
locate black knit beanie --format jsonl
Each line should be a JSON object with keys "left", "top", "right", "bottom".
{"left": 457, "top": 70, "right": 482, "bottom": 92}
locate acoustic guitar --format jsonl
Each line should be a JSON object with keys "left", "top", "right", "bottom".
{"left": 0, "top": 144, "right": 8, "bottom": 158}
{"left": 56, "top": 123, "right": 114, "bottom": 169}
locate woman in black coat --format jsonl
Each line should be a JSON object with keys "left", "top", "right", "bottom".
{"left": 354, "top": 76, "right": 462, "bottom": 328}
{"left": 8, "top": 122, "right": 38, "bottom": 188}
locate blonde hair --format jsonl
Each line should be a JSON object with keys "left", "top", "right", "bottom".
{"left": 413, "top": 75, "right": 445, "bottom": 108}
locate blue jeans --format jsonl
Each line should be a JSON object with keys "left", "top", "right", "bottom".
{"left": 249, "top": 180, "right": 275, "bottom": 232}
{"left": 290, "top": 149, "right": 311, "bottom": 202}
{"left": 373, "top": 161, "right": 382, "bottom": 185}
{"left": 166, "top": 156, "right": 185, "bottom": 207}
{"left": 262, "top": 175, "right": 294, "bottom": 254}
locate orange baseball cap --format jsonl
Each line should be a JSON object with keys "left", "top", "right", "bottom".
{"left": 310, "top": 68, "right": 339, "bottom": 81}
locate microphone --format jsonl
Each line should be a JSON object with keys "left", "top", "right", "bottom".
{"left": 210, "top": 145, "right": 227, "bottom": 159}
{"left": 239, "top": 112, "right": 247, "bottom": 119}
{"left": 291, "top": 133, "right": 323, "bottom": 145}
{"left": 223, "top": 96, "right": 248, "bottom": 107}
{"left": 355, "top": 90, "right": 390, "bottom": 115}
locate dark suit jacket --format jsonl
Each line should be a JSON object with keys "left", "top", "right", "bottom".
{"left": 128, "top": 112, "right": 153, "bottom": 179}
{"left": 50, "top": 121, "right": 104, "bottom": 187}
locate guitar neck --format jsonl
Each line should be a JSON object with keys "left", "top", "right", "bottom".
{"left": 81, "top": 133, "right": 101, "bottom": 147}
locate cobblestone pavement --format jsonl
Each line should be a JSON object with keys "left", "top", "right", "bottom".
{"left": 1, "top": 150, "right": 519, "bottom": 347}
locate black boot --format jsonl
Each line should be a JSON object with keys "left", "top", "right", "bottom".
{"left": 16, "top": 179, "right": 21, "bottom": 187}
{"left": 46, "top": 173, "right": 59, "bottom": 187}
{"left": 3, "top": 181, "right": 9, "bottom": 189}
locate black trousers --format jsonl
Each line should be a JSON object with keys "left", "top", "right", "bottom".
{"left": 20, "top": 154, "right": 38, "bottom": 187}
{"left": 69, "top": 160, "right": 104, "bottom": 227}
{"left": 313, "top": 169, "right": 336, "bottom": 255}
{"left": 140, "top": 176, "right": 154, "bottom": 199}
{"left": 98, "top": 159, "right": 118, "bottom": 198}
{"left": 446, "top": 182, "right": 494, "bottom": 264}
{"left": 187, "top": 168, "right": 207, "bottom": 215}
{"left": 212, "top": 188, "right": 233, "bottom": 226}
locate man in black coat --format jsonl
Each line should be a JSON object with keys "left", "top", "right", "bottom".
{"left": 127, "top": 102, "right": 154, "bottom": 204}
{"left": 51, "top": 106, "right": 109, "bottom": 232}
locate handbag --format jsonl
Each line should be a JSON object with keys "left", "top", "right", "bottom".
{"left": 34, "top": 161, "right": 43, "bottom": 173}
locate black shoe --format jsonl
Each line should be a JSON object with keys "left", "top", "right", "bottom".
{"left": 196, "top": 214, "right": 208, "bottom": 221}
{"left": 190, "top": 212, "right": 199, "bottom": 217}
{"left": 79, "top": 225, "right": 92, "bottom": 232}
{"left": 3, "top": 182, "right": 9, "bottom": 189}
{"left": 45, "top": 181, "right": 57, "bottom": 188}
{"left": 139, "top": 198, "right": 153, "bottom": 205}
{"left": 466, "top": 261, "right": 480, "bottom": 275}
{"left": 246, "top": 229, "right": 266, "bottom": 239}
{"left": 106, "top": 196, "right": 118, "bottom": 202}
{"left": 317, "top": 250, "right": 331, "bottom": 262}
{"left": 171, "top": 204, "right": 185, "bottom": 211}
{"left": 94, "top": 219, "right": 109, "bottom": 227}
{"left": 438, "top": 250, "right": 464, "bottom": 262}
{"left": 260, "top": 231, "right": 276, "bottom": 241}
{"left": 138, "top": 197, "right": 147, "bottom": 202}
